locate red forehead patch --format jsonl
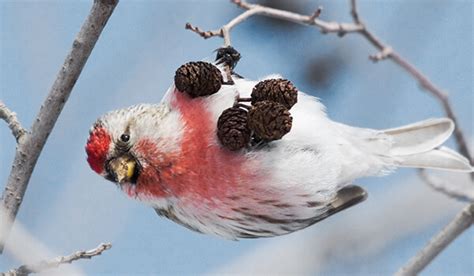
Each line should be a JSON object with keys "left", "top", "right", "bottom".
{"left": 86, "top": 127, "right": 111, "bottom": 174}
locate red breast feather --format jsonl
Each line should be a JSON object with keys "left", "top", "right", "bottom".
{"left": 133, "top": 90, "right": 260, "bottom": 201}
{"left": 120, "top": 91, "right": 333, "bottom": 239}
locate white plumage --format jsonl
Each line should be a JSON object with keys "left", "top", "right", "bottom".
{"left": 203, "top": 74, "right": 472, "bottom": 199}
{"left": 91, "top": 71, "right": 473, "bottom": 239}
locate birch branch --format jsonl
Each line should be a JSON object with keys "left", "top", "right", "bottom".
{"left": 0, "top": 101, "right": 26, "bottom": 143}
{"left": 0, "top": 0, "right": 119, "bottom": 253}
{"left": 396, "top": 204, "right": 474, "bottom": 275}
{"left": 186, "top": 0, "right": 472, "bottom": 165}
{"left": 0, "top": 243, "right": 112, "bottom": 276}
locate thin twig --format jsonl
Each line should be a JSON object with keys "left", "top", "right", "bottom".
{"left": 186, "top": 0, "right": 472, "bottom": 165}
{"left": 187, "top": 7, "right": 264, "bottom": 46}
{"left": 396, "top": 204, "right": 474, "bottom": 275}
{"left": 350, "top": 0, "right": 361, "bottom": 24}
{"left": 0, "top": 0, "right": 119, "bottom": 253}
{"left": 185, "top": 23, "right": 223, "bottom": 40}
{"left": 186, "top": 0, "right": 363, "bottom": 47}
{"left": 369, "top": 46, "right": 393, "bottom": 62}
{"left": 1, "top": 243, "right": 112, "bottom": 276}
{"left": 0, "top": 101, "right": 26, "bottom": 143}
{"left": 307, "top": 6, "right": 323, "bottom": 24}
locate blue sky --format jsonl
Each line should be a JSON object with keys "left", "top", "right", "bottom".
{"left": 1, "top": 0, "right": 472, "bottom": 274}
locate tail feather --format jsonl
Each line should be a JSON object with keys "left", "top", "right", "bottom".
{"left": 382, "top": 118, "right": 473, "bottom": 172}
{"left": 398, "top": 147, "right": 473, "bottom": 172}
{"left": 384, "top": 118, "right": 454, "bottom": 156}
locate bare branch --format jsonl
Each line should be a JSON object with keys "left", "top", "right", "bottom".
{"left": 186, "top": 0, "right": 363, "bottom": 46}
{"left": 187, "top": 1, "right": 473, "bottom": 273}
{"left": 307, "top": 6, "right": 323, "bottom": 24}
{"left": 186, "top": 0, "right": 472, "bottom": 166}
{"left": 347, "top": 1, "right": 474, "bottom": 273}
{"left": 369, "top": 47, "right": 393, "bottom": 62}
{"left": 0, "top": 101, "right": 26, "bottom": 143}
{"left": 348, "top": 1, "right": 471, "bottom": 163}
{"left": 396, "top": 204, "right": 474, "bottom": 275}
{"left": 0, "top": 0, "right": 119, "bottom": 253}
{"left": 388, "top": 51, "right": 473, "bottom": 166}
{"left": 1, "top": 243, "right": 112, "bottom": 276}
{"left": 348, "top": 0, "right": 472, "bottom": 165}
{"left": 350, "top": 0, "right": 361, "bottom": 24}
{"left": 185, "top": 22, "right": 223, "bottom": 40}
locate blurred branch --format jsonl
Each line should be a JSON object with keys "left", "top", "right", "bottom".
{"left": 0, "top": 101, "right": 26, "bottom": 143}
{"left": 187, "top": 0, "right": 472, "bottom": 165}
{"left": 396, "top": 204, "right": 474, "bottom": 275}
{"left": 419, "top": 170, "right": 474, "bottom": 202}
{"left": 0, "top": 0, "right": 119, "bottom": 253}
{"left": 1, "top": 243, "right": 112, "bottom": 276}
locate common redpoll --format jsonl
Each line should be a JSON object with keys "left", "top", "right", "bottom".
{"left": 86, "top": 63, "right": 472, "bottom": 239}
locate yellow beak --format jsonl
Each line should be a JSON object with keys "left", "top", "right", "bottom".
{"left": 108, "top": 155, "right": 137, "bottom": 183}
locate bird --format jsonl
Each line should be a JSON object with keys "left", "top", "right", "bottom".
{"left": 86, "top": 57, "right": 472, "bottom": 240}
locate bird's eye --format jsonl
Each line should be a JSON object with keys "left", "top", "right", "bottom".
{"left": 120, "top": 134, "right": 130, "bottom": 142}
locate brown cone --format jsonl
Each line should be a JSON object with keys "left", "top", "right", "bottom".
{"left": 217, "top": 107, "right": 251, "bottom": 151}
{"left": 251, "top": 79, "right": 298, "bottom": 109}
{"left": 248, "top": 101, "right": 292, "bottom": 141}
{"left": 174, "top": 61, "right": 223, "bottom": 98}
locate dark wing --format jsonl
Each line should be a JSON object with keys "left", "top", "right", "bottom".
{"left": 231, "top": 185, "right": 368, "bottom": 239}
{"left": 310, "top": 185, "right": 368, "bottom": 225}
{"left": 154, "top": 206, "right": 203, "bottom": 234}
{"left": 152, "top": 185, "right": 368, "bottom": 239}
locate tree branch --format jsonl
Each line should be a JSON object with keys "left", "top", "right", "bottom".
{"left": 187, "top": 1, "right": 473, "bottom": 273}
{"left": 349, "top": 0, "right": 472, "bottom": 166}
{"left": 0, "top": 101, "right": 26, "bottom": 143}
{"left": 1, "top": 243, "right": 112, "bottom": 276}
{"left": 349, "top": 2, "right": 474, "bottom": 273}
{"left": 388, "top": 51, "right": 472, "bottom": 166}
{"left": 186, "top": 0, "right": 363, "bottom": 47}
{"left": 396, "top": 204, "right": 474, "bottom": 275}
{"left": 0, "top": 0, "right": 119, "bottom": 253}
{"left": 186, "top": 0, "right": 472, "bottom": 165}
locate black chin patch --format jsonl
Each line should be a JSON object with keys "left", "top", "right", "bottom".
{"left": 130, "top": 158, "right": 141, "bottom": 184}
{"left": 104, "top": 160, "right": 117, "bottom": 183}
{"left": 104, "top": 155, "right": 142, "bottom": 185}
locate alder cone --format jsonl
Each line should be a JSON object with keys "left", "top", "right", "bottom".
{"left": 251, "top": 79, "right": 298, "bottom": 109}
{"left": 174, "top": 61, "right": 223, "bottom": 98}
{"left": 248, "top": 101, "right": 292, "bottom": 141}
{"left": 217, "top": 107, "right": 251, "bottom": 151}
